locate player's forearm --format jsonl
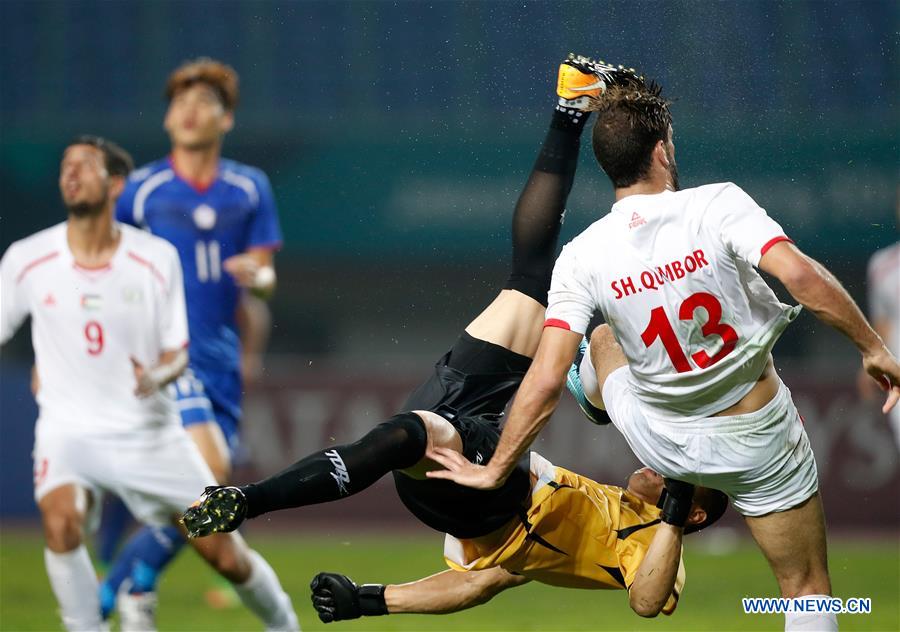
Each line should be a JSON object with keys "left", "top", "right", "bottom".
{"left": 629, "top": 524, "right": 682, "bottom": 617}
{"left": 784, "top": 256, "right": 883, "bottom": 354}
{"left": 487, "top": 331, "right": 578, "bottom": 483}
{"left": 386, "top": 569, "right": 526, "bottom": 615}
{"left": 148, "top": 348, "right": 189, "bottom": 387}
{"left": 871, "top": 318, "right": 893, "bottom": 349}
{"left": 487, "top": 370, "right": 565, "bottom": 484}
{"left": 237, "top": 295, "right": 272, "bottom": 351}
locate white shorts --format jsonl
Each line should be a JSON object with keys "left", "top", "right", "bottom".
{"left": 33, "top": 420, "right": 216, "bottom": 528}
{"left": 601, "top": 367, "right": 819, "bottom": 516}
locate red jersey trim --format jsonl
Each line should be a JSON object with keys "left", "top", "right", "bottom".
{"left": 16, "top": 251, "right": 59, "bottom": 284}
{"left": 127, "top": 251, "right": 167, "bottom": 289}
{"left": 760, "top": 236, "right": 794, "bottom": 257}
{"left": 167, "top": 155, "right": 217, "bottom": 194}
{"left": 544, "top": 318, "right": 571, "bottom": 330}
{"left": 73, "top": 261, "right": 113, "bottom": 272}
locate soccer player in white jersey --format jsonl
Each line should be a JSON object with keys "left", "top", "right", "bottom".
{"left": 0, "top": 137, "right": 299, "bottom": 631}
{"left": 428, "top": 72, "right": 900, "bottom": 632}
{"left": 860, "top": 206, "right": 899, "bottom": 448}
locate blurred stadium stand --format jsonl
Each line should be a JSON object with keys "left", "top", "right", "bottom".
{"left": 1, "top": 1, "right": 897, "bottom": 526}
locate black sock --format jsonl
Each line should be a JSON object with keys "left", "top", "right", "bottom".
{"left": 240, "top": 412, "right": 427, "bottom": 519}
{"left": 504, "top": 112, "right": 587, "bottom": 305}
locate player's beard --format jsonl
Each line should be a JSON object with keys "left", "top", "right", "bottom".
{"left": 65, "top": 190, "right": 108, "bottom": 218}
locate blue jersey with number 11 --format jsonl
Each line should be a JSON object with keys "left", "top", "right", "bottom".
{"left": 116, "top": 157, "right": 282, "bottom": 416}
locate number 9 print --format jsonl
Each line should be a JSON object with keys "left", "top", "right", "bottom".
{"left": 84, "top": 320, "right": 104, "bottom": 355}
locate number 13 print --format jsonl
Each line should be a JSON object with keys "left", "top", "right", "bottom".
{"left": 641, "top": 292, "right": 738, "bottom": 373}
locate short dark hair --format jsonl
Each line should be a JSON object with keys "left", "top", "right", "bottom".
{"left": 685, "top": 487, "right": 729, "bottom": 535}
{"left": 165, "top": 58, "right": 239, "bottom": 110}
{"left": 590, "top": 81, "right": 672, "bottom": 188}
{"left": 68, "top": 135, "right": 134, "bottom": 178}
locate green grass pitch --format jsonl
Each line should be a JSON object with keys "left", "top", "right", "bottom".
{"left": 1, "top": 529, "right": 897, "bottom": 631}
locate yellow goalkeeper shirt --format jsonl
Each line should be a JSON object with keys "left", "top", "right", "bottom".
{"left": 444, "top": 453, "right": 685, "bottom": 615}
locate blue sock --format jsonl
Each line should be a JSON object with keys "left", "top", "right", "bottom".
{"left": 99, "top": 525, "right": 187, "bottom": 618}
{"left": 96, "top": 496, "right": 134, "bottom": 567}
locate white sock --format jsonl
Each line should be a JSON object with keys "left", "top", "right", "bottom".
{"left": 784, "top": 595, "right": 838, "bottom": 631}
{"left": 579, "top": 349, "right": 604, "bottom": 408}
{"left": 233, "top": 549, "right": 300, "bottom": 631}
{"left": 44, "top": 546, "right": 102, "bottom": 631}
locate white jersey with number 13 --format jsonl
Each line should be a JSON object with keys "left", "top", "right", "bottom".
{"left": 546, "top": 182, "right": 799, "bottom": 422}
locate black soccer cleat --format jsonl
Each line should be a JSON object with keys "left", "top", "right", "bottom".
{"left": 180, "top": 485, "right": 247, "bottom": 538}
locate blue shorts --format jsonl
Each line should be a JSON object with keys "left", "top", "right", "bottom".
{"left": 169, "top": 369, "right": 240, "bottom": 459}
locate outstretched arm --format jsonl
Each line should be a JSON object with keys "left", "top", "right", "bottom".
{"left": 760, "top": 241, "right": 900, "bottom": 412}
{"left": 428, "top": 326, "right": 582, "bottom": 489}
{"left": 310, "top": 567, "right": 528, "bottom": 622}
{"left": 389, "top": 567, "right": 528, "bottom": 615}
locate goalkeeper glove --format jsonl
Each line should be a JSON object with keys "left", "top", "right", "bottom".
{"left": 656, "top": 478, "right": 695, "bottom": 528}
{"left": 310, "top": 572, "right": 388, "bottom": 623}
{"left": 180, "top": 486, "right": 247, "bottom": 538}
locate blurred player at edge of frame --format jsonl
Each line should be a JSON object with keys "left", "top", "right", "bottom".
{"left": 859, "top": 194, "right": 899, "bottom": 449}
{"left": 426, "top": 69, "right": 900, "bottom": 632}
{"left": 0, "top": 137, "right": 298, "bottom": 632}
{"left": 99, "top": 58, "right": 283, "bottom": 624}
{"left": 184, "top": 56, "right": 727, "bottom": 621}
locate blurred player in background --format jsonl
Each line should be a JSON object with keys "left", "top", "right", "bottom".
{"left": 100, "top": 58, "right": 283, "bottom": 622}
{"left": 429, "top": 69, "right": 900, "bottom": 632}
{"left": 183, "top": 57, "right": 727, "bottom": 622}
{"left": 859, "top": 197, "right": 899, "bottom": 449}
{"left": 0, "top": 137, "right": 297, "bottom": 632}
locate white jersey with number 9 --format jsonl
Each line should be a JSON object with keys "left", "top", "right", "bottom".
{"left": 545, "top": 182, "right": 799, "bottom": 422}
{"left": 1, "top": 222, "right": 188, "bottom": 433}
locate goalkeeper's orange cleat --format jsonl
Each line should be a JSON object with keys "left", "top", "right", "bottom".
{"left": 557, "top": 53, "right": 643, "bottom": 110}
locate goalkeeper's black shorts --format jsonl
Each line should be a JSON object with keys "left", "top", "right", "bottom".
{"left": 393, "top": 331, "right": 533, "bottom": 539}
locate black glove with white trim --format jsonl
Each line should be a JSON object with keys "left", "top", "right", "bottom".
{"left": 310, "top": 572, "right": 388, "bottom": 623}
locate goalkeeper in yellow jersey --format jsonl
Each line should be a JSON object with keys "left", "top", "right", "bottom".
{"left": 309, "top": 458, "right": 725, "bottom": 622}
{"left": 182, "top": 55, "right": 727, "bottom": 621}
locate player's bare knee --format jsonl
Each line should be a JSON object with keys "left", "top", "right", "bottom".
{"left": 590, "top": 325, "right": 623, "bottom": 360}
{"left": 39, "top": 486, "right": 87, "bottom": 552}
{"left": 589, "top": 324, "right": 627, "bottom": 390}
{"left": 398, "top": 411, "right": 461, "bottom": 479}
{"left": 415, "top": 410, "right": 462, "bottom": 452}
{"left": 42, "top": 509, "right": 84, "bottom": 552}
